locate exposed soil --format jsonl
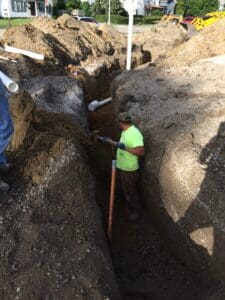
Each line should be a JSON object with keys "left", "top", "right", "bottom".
{"left": 1, "top": 16, "right": 225, "bottom": 299}
{"left": 0, "top": 93, "right": 120, "bottom": 300}
{"left": 164, "top": 18, "right": 225, "bottom": 67}
{"left": 88, "top": 103, "right": 208, "bottom": 300}
{"left": 133, "top": 21, "right": 187, "bottom": 64}
{"left": 134, "top": 18, "right": 225, "bottom": 67}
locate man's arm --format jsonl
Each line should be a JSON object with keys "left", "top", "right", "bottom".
{"left": 98, "top": 137, "right": 144, "bottom": 156}
{"left": 125, "top": 146, "right": 145, "bottom": 156}
{"left": 109, "top": 140, "right": 144, "bottom": 156}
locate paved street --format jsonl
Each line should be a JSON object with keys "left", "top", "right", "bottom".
{"left": 114, "top": 24, "right": 153, "bottom": 34}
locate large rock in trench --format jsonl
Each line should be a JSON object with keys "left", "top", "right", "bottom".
{"left": 112, "top": 57, "right": 225, "bottom": 281}
{"left": 0, "top": 91, "right": 120, "bottom": 299}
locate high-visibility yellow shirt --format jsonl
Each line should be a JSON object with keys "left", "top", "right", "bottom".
{"left": 116, "top": 125, "right": 144, "bottom": 171}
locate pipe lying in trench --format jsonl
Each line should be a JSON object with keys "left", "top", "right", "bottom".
{"left": 88, "top": 97, "right": 112, "bottom": 112}
{"left": 0, "top": 71, "right": 19, "bottom": 93}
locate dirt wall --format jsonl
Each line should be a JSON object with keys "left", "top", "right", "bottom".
{"left": 112, "top": 58, "right": 225, "bottom": 284}
{"left": 0, "top": 91, "right": 120, "bottom": 299}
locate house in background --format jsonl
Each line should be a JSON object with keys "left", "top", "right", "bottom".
{"left": 0, "top": 0, "right": 53, "bottom": 18}
{"left": 144, "top": 0, "right": 176, "bottom": 15}
{"left": 219, "top": 0, "right": 225, "bottom": 10}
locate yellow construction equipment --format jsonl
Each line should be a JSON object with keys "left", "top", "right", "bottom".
{"left": 161, "top": 11, "right": 225, "bottom": 35}
{"left": 190, "top": 11, "right": 225, "bottom": 30}
{"left": 160, "top": 14, "right": 183, "bottom": 23}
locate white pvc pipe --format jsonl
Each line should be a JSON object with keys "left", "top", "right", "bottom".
{"left": 0, "top": 71, "right": 19, "bottom": 93}
{"left": 4, "top": 45, "right": 44, "bottom": 60}
{"left": 88, "top": 97, "right": 112, "bottom": 112}
{"left": 126, "top": 3, "right": 134, "bottom": 71}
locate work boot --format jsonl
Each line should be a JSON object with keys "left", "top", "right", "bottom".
{"left": 0, "top": 179, "right": 9, "bottom": 192}
{"left": 0, "top": 163, "right": 12, "bottom": 175}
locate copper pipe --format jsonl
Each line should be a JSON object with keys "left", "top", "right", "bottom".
{"left": 108, "top": 160, "right": 116, "bottom": 240}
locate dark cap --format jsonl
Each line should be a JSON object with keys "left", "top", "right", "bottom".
{"left": 118, "top": 112, "right": 132, "bottom": 123}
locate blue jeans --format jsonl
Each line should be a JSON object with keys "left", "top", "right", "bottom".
{"left": 0, "top": 81, "right": 14, "bottom": 165}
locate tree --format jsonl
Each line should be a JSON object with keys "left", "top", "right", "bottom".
{"left": 91, "top": 0, "right": 107, "bottom": 14}
{"left": 91, "top": 0, "right": 126, "bottom": 16}
{"left": 65, "top": 0, "right": 82, "bottom": 10}
{"left": 53, "top": 0, "right": 66, "bottom": 10}
{"left": 184, "top": 0, "right": 218, "bottom": 16}
{"left": 176, "top": 0, "right": 185, "bottom": 15}
{"left": 80, "top": 1, "right": 91, "bottom": 16}
{"left": 111, "top": 0, "right": 126, "bottom": 15}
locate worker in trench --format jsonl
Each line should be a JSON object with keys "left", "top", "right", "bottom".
{"left": 100, "top": 112, "right": 145, "bottom": 221}
{"left": 0, "top": 79, "right": 14, "bottom": 192}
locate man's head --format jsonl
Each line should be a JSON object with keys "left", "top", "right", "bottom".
{"left": 117, "top": 112, "right": 132, "bottom": 130}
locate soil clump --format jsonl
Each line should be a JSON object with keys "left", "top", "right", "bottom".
{"left": 133, "top": 21, "right": 187, "bottom": 64}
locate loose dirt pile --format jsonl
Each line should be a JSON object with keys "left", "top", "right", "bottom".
{"left": 3, "top": 15, "right": 149, "bottom": 80}
{"left": 133, "top": 21, "right": 187, "bottom": 63}
{"left": 134, "top": 18, "right": 225, "bottom": 67}
{"left": 0, "top": 91, "right": 120, "bottom": 299}
{"left": 3, "top": 15, "right": 123, "bottom": 65}
{"left": 164, "top": 18, "right": 225, "bottom": 66}
{"left": 2, "top": 15, "right": 150, "bottom": 100}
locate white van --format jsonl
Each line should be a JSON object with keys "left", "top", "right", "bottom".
{"left": 0, "top": 0, "right": 53, "bottom": 18}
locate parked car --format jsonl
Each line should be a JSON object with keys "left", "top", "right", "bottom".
{"left": 73, "top": 16, "right": 98, "bottom": 24}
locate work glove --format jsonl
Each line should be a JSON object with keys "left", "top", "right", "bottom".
{"left": 115, "top": 142, "right": 126, "bottom": 150}
{"left": 98, "top": 136, "right": 112, "bottom": 144}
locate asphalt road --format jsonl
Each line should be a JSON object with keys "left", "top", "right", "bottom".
{"left": 114, "top": 24, "right": 153, "bottom": 34}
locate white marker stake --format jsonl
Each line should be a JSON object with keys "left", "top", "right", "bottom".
{"left": 120, "top": 0, "right": 138, "bottom": 70}
{"left": 126, "top": 2, "right": 134, "bottom": 70}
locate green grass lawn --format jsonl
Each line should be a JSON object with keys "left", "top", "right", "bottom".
{"left": 0, "top": 18, "right": 31, "bottom": 29}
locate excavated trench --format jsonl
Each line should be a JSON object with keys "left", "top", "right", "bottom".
{"left": 3, "top": 16, "right": 225, "bottom": 299}
{"left": 87, "top": 99, "right": 208, "bottom": 300}
{"left": 2, "top": 60, "right": 216, "bottom": 299}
